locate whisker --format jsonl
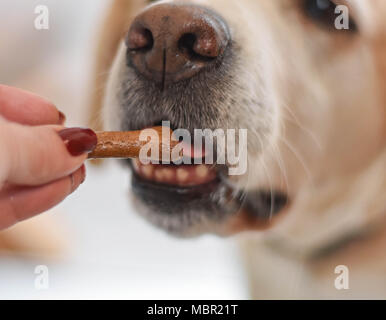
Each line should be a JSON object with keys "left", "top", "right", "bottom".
{"left": 256, "top": 135, "right": 275, "bottom": 220}
{"left": 280, "top": 136, "right": 313, "bottom": 185}
{"left": 265, "top": 135, "right": 290, "bottom": 193}
{"left": 280, "top": 102, "right": 323, "bottom": 152}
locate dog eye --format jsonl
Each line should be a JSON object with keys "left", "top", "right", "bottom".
{"left": 302, "top": 0, "right": 357, "bottom": 32}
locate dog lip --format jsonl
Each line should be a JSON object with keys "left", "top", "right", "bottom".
{"left": 179, "top": 141, "right": 208, "bottom": 159}
{"left": 131, "top": 165, "right": 222, "bottom": 196}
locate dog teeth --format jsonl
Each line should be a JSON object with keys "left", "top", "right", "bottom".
{"left": 132, "top": 159, "right": 140, "bottom": 172}
{"left": 142, "top": 164, "right": 154, "bottom": 178}
{"left": 196, "top": 165, "right": 209, "bottom": 178}
{"left": 177, "top": 168, "right": 189, "bottom": 182}
{"left": 133, "top": 161, "right": 216, "bottom": 186}
{"left": 155, "top": 169, "right": 165, "bottom": 181}
{"left": 162, "top": 168, "right": 174, "bottom": 180}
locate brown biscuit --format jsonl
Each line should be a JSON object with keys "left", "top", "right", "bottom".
{"left": 88, "top": 126, "right": 181, "bottom": 160}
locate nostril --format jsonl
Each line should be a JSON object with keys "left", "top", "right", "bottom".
{"left": 126, "top": 27, "right": 154, "bottom": 52}
{"left": 178, "top": 33, "right": 196, "bottom": 57}
{"left": 178, "top": 33, "right": 218, "bottom": 62}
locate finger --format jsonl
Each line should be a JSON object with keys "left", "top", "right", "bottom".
{"left": 0, "top": 85, "right": 65, "bottom": 125}
{"left": 0, "top": 122, "right": 96, "bottom": 186}
{"left": 0, "top": 165, "right": 85, "bottom": 230}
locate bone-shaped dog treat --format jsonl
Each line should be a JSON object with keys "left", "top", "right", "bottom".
{"left": 88, "top": 126, "right": 181, "bottom": 160}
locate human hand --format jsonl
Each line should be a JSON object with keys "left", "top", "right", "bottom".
{"left": 0, "top": 85, "right": 97, "bottom": 230}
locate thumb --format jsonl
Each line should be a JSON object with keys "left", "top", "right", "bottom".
{"left": 0, "top": 120, "right": 96, "bottom": 186}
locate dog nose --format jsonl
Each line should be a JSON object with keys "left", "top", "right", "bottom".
{"left": 126, "top": 3, "right": 230, "bottom": 84}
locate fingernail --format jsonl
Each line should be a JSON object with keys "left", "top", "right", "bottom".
{"left": 58, "top": 128, "right": 97, "bottom": 156}
{"left": 58, "top": 111, "right": 66, "bottom": 125}
{"left": 80, "top": 164, "right": 86, "bottom": 184}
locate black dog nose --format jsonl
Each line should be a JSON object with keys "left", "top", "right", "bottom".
{"left": 126, "top": 3, "right": 230, "bottom": 84}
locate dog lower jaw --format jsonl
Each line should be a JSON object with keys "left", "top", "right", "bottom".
{"left": 130, "top": 170, "right": 235, "bottom": 237}
{"left": 128, "top": 160, "right": 289, "bottom": 236}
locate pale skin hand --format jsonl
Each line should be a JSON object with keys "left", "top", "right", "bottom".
{"left": 0, "top": 85, "right": 94, "bottom": 230}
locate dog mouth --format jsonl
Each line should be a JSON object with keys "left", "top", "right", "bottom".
{"left": 120, "top": 113, "right": 289, "bottom": 235}
{"left": 122, "top": 121, "right": 290, "bottom": 236}
{"left": 129, "top": 156, "right": 228, "bottom": 208}
{"left": 129, "top": 121, "right": 222, "bottom": 193}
